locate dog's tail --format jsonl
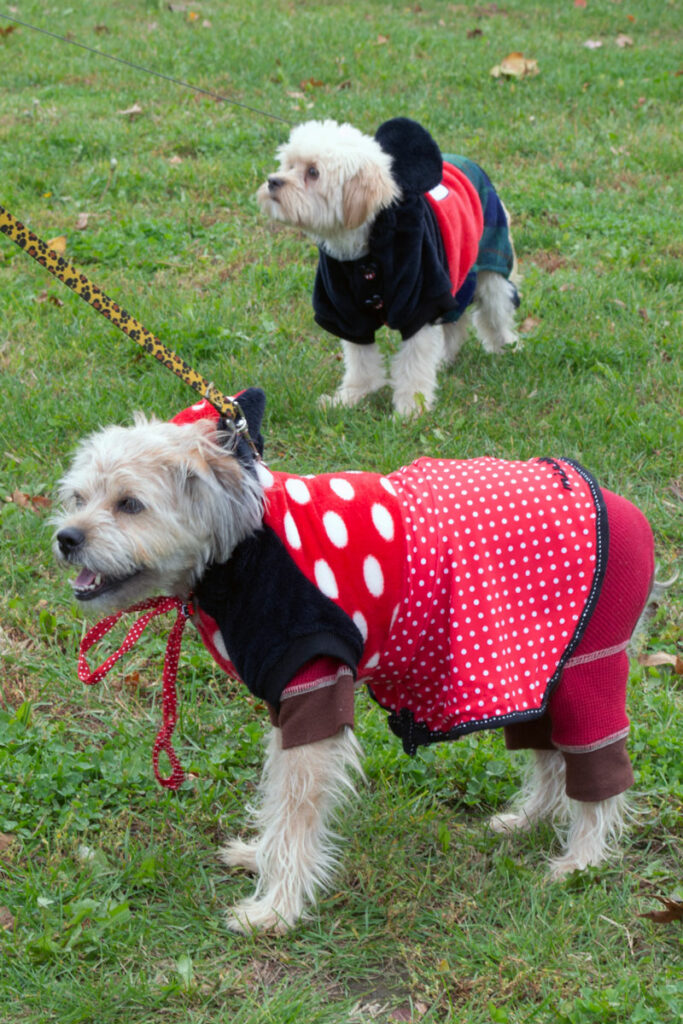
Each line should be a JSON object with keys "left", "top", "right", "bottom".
{"left": 628, "top": 570, "right": 678, "bottom": 657}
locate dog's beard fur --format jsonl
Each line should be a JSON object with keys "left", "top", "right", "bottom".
{"left": 256, "top": 119, "right": 400, "bottom": 261}
{"left": 53, "top": 416, "right": 263, "bottom": 612}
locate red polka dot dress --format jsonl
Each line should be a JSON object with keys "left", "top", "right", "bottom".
{"left": 366, "top": 457, "right": 606, "bottom": 749}
{"left": 197, "top": 453, "right": 607, "bottom": 750}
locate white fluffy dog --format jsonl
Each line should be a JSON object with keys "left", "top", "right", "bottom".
{"left": 257, "top": 117, "right": 520, "bottom": 415}
{"left": 53, "top": 391, "right": 657, "bottom": 933}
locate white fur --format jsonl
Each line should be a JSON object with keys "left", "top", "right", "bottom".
{"left": 257, "top": 118, "right": 520, "bottom": 415}
{"left": 490, "top": 749, "right": 628, "bottom": 876}
{"left": 54, "top": 421, "right": 640, "bottom": 933}
{"left": 221, "top": 726, "right": 363, "bottom": 933}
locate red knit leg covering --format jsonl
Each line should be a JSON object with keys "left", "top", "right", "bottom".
{"left": 548, "top": 488, "right": 654, "bottom": 800}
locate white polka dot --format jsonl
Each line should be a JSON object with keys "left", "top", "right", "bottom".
{"left": 283, "top": 511, "right": 301, "bottom": 550}
{"left": 353, "top": 612, "right": 368, "bottom": 642}
{"left": 329, "top": 478, "right": 355, "bottom": 501}
{"left": 365, "top": 652, "right": 380, "bottom": 669}
{"left": 371, "top": 503, "right": 394, "bottom": 541}
{"left": 363, "top": 556, "right": 384, "bottom": 597}
{"left": 323, "top": 510, "right": 348, "bottom": 548}
{"left": 256, "top": 463, "right": 274, "bottom": 488}
{"left": 314, "top": 559, "right": 339, "bottom": 599}
{"left": 286, "top": 478, "right": 311, "bottom": 504}
{"left": 380, "top": 477, "right": 397, "bottom": 496}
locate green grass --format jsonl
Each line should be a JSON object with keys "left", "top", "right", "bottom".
{"left": 0, "top": 1, "right": 681, "bottom": 1020}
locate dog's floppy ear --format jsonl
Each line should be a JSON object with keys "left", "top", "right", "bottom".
{"left": 180, "top": 421, "right": 262, "bottom": 562}
{"left": 374, "top": 117, "right": 442, "bottom": 193}
{"left": 342, "top": 162, "right": 399, "bottom": 230}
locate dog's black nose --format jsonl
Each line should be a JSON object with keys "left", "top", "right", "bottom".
{"left": 267, "top": 176, "right": 283, "bottom": 193}
{"left": 57, "top": 526, "right": 85, "bottom": 555}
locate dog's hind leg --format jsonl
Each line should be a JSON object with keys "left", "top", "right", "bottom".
{"left": 390, "top": 323, "right": 445, "bottom": 415}
{"left": 226, "top": 726, "right": 363, "bottom": 933}
{"left": 548, "top": 793, "right": 628, "bottom": 878}
{"left": 472, "top": 270, "right": 519, "bottom": 354}
{"left": 441, "top": 313, "right": 470, "bottom": 366}
{"left": 320, "top": 340, "right": 387, "bottom": 408}
{"left": 490, "top": 749, "right": 570, "bottom": 834}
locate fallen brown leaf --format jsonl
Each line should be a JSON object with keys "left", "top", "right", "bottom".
{"left": 638, "top": 651, "right": 683, "bottom": 675}
{"left": 47, "top": 234, "right": 67, "bottom": 253}
{"left": 117, "top": 102, "right": 143, "bottom": 118}
{"left": 0, "top": 833, "right": 15, "bottom": 854}
{"left": 36, "top": 290, "right": 64, "bottom": 307}
{"left": 616, "top": 33, "right": 634, "bottom": 48}
{"left": 490, "top": 52, "right": 539, "bottom": 79}
{"left": 10, "top": 489, "right": 31, "bottom": 509}
{"left": 520, "top": 315, "right": 541, "bottom": 332}
{"left": 9, "top": 489, "right": 51, "bottom": 513}
{"left": 169, "top": 155, "right": 183, "bottom": 165}
{"left": 299, "top": 77, "right": 325, "bottom": 89}
{"left": 74, "top": 212, "right": 90, "bottom": 230}
{"left": 638, "top": 895, "right": 683, "bottom": 924}
{"left": 584, "top": 39, "right": 603, "bottom": 49}
{"left": 0, "top": 25, "right": 17, "bottom": 37}
{"left": 0, "top": 907, "right": 15, "bottom": 931}
{"left": 376, "top": 34, "right": 389, "bottom": 45}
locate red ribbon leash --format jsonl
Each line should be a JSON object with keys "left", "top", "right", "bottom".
{"left": 78, "top": 596, "right": 191, "bottom": 789}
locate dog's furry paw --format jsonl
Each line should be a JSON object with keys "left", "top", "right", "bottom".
{"left": 319, "top": 386, "right": 373, "bottom": 409}
{"left": 392, "top": 390, "right": 431, "bottom": 418}
{"left": 547, "top": 849, "right": 606, "bottom": 880}
{"left": 489, "top": 811, "right": 534, "bottom": 834}
{"left": 219, "top": 839, "right": 259, "bottom": 874}
{"left": 226, "top": 896, "right": 296, "bottom": 934}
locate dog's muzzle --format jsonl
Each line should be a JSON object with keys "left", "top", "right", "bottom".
{"left": 267, "top": 176, "right": 283, "bottom": 195}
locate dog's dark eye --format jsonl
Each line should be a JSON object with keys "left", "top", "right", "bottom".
{"left": 306, "top": 165, "right": 319, "bottom": 180}
{"left": 117, "top": 496, "right": 145, "bottom": 515}
{"left": 72, "top": 493, "right": 85, "bottom": 509}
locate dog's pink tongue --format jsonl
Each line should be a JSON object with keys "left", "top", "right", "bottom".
{"left": 74, "top": 568, "right": 97, "bottom": 588}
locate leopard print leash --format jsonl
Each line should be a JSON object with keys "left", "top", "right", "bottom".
{"left": 0, "top": 204, "right": 256, "bottom": 450}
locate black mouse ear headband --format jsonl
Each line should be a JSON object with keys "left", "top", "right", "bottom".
{"left": 374, "top": 117, "right": 443, "bottom": 194}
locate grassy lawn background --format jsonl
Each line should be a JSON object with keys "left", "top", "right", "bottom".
{"left": 0, "top": 1, "right": 681, "bottom": 1021}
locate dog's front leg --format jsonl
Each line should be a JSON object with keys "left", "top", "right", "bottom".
{"left": 390, "top": 323, "right": 445, "bottom": 415}
{"left": 320, "top": 340, "right": 387, "bottom": 408}
{"left": 224, "top": 726, "right": 363, "bottom": 933}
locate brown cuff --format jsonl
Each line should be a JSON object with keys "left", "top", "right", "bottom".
{"left": 561, "top": 737, "right": 634, "bottom": 802}
{"left": 267, "top": 671, "right": 355, "bottom": 749}
{"left": 504, "top": 712, "right": 555, "bottom": 751}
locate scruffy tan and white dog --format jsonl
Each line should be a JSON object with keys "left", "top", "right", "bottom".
{"left": 54, "top": 391, "right": 657, "bottom": 933}
{"left": 257, "top": 117, "right": 520, "bottom": 415}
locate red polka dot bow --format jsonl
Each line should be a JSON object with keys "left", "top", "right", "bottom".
{"left": 78, "top": 596, "right": 192, "bottom": 789}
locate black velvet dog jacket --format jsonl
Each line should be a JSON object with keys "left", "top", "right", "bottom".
{"left": 312, "top": 117, "right": 518, "bottom": 344}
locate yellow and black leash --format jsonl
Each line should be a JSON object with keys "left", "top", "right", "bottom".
{"left": 0, "top": 203, "right": 256, "bottom": 449}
